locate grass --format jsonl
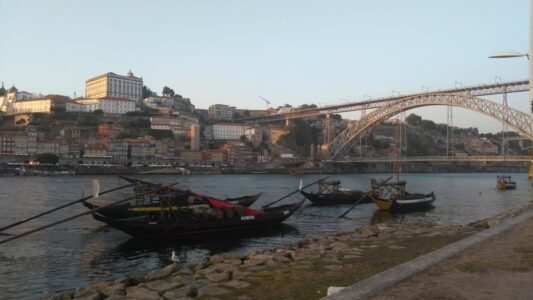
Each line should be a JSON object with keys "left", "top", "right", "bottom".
{"left": 217, "top": 234, "right": 468, "bottom": 300}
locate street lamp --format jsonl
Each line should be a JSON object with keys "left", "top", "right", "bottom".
{"left": 488, "top": 51, "right": 529, "bottom": 59}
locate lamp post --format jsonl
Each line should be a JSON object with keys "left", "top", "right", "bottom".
{"left": 489, "top": 0, "right": 533, "bottom": 178}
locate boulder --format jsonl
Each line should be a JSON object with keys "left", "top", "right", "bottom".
{"left": 222, "top": 280, "right": 251, "bottom": 289}
{"left": 204, "top": 271, "right": 231, "bottom": 283}
{"left": 209, "top": 254, "right": 225, "bottom": 264}
{"left": 58, "top": 289, "right": 75, "bottom": 300}
{"left": 487, "top": 218, "right": 501, "bottom": 228}
{"left": 197, "top": 285, "right": 230, "bottom": 297}
{"left": 145, "top": 263, "right": 180, "bottom": 281}
{"left": 74, "top": 287, "right": 101, "bottom": 299}
{"left": 125, "top": 286, "right": 162, "bottom": 300}
{"left": 103, "top": 283, "right": 126, "bottom": 296}
{"left": 173, "top": 266, "right": 193, "bottom": 276}
{"left": 141, "top": 279, "right": 183, "bottom": 294}
{"left": 162, "top": 285, "right": 197, "bottom": 299}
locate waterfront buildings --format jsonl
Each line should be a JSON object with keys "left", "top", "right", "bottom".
{"left": 85, "top": 71, "right": 143, "bottom": 106}
{"left": 204, "top": 123, "right": 259, "bottom": 141}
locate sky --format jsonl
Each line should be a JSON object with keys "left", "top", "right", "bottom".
{"left": 0, "top": 0, "right": 530, "bottom": 133}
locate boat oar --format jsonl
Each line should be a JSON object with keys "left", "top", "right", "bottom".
{"left": 338, "top": 176, "right": 393, "bottom": 218}
{"left": 262, "top": 176, "right": 329, "bottom": 209}
{"left": 0, "top": 183, "right": 135, "bottom": 233}
{"left": 0, "top": 182, "right": 178, "bottom": 245}
{"left": 338, "top": 192, "right": 372, "bottom": 218}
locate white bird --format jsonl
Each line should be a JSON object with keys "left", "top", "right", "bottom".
{"left": 171, "top": 251, "right": 179, "bottom": 263}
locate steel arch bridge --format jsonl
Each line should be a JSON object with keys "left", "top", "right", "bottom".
{"left": 328, "top": 93, "right": 533, "bottom": 160}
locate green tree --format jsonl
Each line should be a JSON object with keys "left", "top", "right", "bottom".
{"left": 35, "top": 153, "right": 59, "bottom": 165}
{"left": 405, "top": 114, "right": 422, "bottom": 127}
{"left": 93, "top": 109, "right": 104, "bottom": 115}
{"left": 162, "top": 86, "right": 175, "bottom": 97}
{"left": 142, "top": 85, "right": 154, "bottom": 99}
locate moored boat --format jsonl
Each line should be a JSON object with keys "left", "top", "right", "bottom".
{"left": 370, "top": 179, "right": 435, "bottom": 212}
{"left": 496, "top": 175, "right": 516, "bottom": 190}
{"left": 300, "top": 180, "right": 370, "bottom": 206}
{"left": 82, "top": 177, "right": 261, "bottom": 219}
{"left": 87, "top": 198, "right": 304, "bottom": 238}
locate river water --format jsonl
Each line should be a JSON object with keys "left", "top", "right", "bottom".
{"left": 0, "top": 173, "right": 531, "bottom": 299}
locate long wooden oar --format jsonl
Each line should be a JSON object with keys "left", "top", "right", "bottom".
{"left": 262, "top": 176, "right": 329, "bottom": 209}
{"left": 0, "top": 182, "right": 178, "bottom": 245}
{"left": 339, "top": 176, "right": 393, "bottom": 218}
{"left": 0, "top": 183, "right": 135, "bottom": 233}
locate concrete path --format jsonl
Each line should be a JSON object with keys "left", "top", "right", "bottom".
{"left": 324, "top": 209, "right": 533, "bottom": 300}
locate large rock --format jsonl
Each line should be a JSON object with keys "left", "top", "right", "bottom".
{"left": 74, "top": 287, "right": 101, "bottom": 299}
{"left": 202, "top": 263, "right": 237, "bottom": 274}
{"left": 125, "top": 286, "right": 162, "bottom": 300}
{"left": 103, "top": 283, "right": 126, "bottom": 296}
{"left": 58, "top": 289, "right": 75, "bottom": 300}
{"left": 204, "top": 271, "right": 231, "bottom": 283}
{"left": 173, "top": 266, "right": 193, "bottom": 276}
{"left": 243, "top": 254, "right": 274, "bottom": 266}
{"left": 197, "top": 285, "right": 230, "bottom": 297}
{"left": 163, "top": 285, "right": 197, "bottom": 299}
{"left": 141, "top": 279, "right": 183, "bottom": 294}
{"left": 209, "top": 254, "right": 225, "bottom": 264}
{"left": 146, "top": 263, "right": 180, "bottom": 281}
{"left": 222, "top": 280, "right": 250, "bottom": 289}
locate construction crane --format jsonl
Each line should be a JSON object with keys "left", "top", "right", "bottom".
{"left": 258, "top": 96, "right": 271, "bottom": 110}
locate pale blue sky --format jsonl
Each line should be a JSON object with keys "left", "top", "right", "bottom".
{"left": 0, "top": 0, "right": 530, "bottom": 132}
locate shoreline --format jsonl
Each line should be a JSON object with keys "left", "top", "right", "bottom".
{"left": 40, "top": 204, "right": 533, "bottom": 300}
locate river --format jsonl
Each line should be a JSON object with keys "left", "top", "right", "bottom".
{"left": 0, "top": 173, "right": 531, "bottom": 299}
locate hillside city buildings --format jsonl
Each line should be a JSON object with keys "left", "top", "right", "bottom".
{"left": 0, "top": 70, "right": 517, "bottom": 168}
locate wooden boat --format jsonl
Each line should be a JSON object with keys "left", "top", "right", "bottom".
{"left": 496, "top": 175, "right": 516, "bottom": 190}
{"left": 87, "top": 198, "right": 304, "bottom": 238}
{"left": 82, "top": 189, "right": 261, "bottom": 219}
{"left": 82, "top": 176, "right": 260, "bottom": 219}
{"left": 300, "top": 180, "right": 370, "bottom": 206}
{"left": 370, "top": 179, "right": 435, "bottom": 211}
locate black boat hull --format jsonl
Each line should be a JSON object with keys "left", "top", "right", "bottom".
{"left": 300, "top": 190, "right": 370, "bottom": 206}
{"left": 90, "top": 201, "right": 304, "bottom": 238}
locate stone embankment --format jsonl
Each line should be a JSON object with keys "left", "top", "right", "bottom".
{"left": 40, "top": 205, "right": 531, "bottom": 300}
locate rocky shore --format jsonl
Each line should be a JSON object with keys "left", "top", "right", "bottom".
{"left": 40, "top": 204, "right": 531, "bottom": 300}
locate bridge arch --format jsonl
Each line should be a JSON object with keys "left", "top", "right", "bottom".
{"left": 328, "top": 93, "right": 533, "bottom": 160}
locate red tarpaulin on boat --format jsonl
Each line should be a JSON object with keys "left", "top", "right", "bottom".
{"left": 207, "top": 198, "right": 264, "bottom": 216}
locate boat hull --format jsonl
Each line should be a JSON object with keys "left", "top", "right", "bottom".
{"left": 89, "top": 201, "right": 304, "bottom": 238}
{"left": 370, "top": 193, "right": 435, "bottom": 212}
{"left": 300, "top": 190, "right": 370, "bottom": 206}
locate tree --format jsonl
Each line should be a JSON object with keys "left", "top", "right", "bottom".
{"left": 243, "top": 110, "right": 251, "bottom": 117}
{"left": 142, "top": 85, "right": 154, "bottom": 99}
{"left": 405, "top": 114, "right": 422, "bottom": 127}
{"left": 93, "top": 109, "right": 104, "bottom": 115}
{"left": 15, "top": 118, "right": 26, "bottom": 125}
{"left": 35, "top": 153, "right": 59, "bottom": 165}
{"left": 162, "top": 86, "right": 175, "bottom": 97}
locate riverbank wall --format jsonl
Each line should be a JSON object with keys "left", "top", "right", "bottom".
{"left": 1, "top": 161, "right": 530, "bottom": 176}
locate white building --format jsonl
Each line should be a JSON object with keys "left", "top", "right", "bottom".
{"left": 150, "top": 115, "right": 198, "bottom": 135}
{"left": 85, "top": 71, "right": 143, "bottom": 106}
{"left": 12, "top": 95, "right": 72, "bottom": 114}
{"left": 144, "top": 96, "right": 174, "bottom": 108}
{"left": 208, "top": 104, "right": 234, "bottom": 120}
{"left": 0, "top": 85, "right": 39, "bottom": 112}
{"left": 66, "top": 97, "right": 136, "bottom": 114}
{"left": 205, "top": 123, "right": 256, "bottom": 140}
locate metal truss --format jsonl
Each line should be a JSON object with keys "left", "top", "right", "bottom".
{"left": 328, "top": 93, "right": 533, "bottom": 160}
{"left": 238, "top": 80, "right": 529, "bottom": 124}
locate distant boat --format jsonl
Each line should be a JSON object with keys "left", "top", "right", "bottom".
{"left": 370, "top": 179, "right": 435, "bottom": 212}
{"left": 300, "top": 180, "right": 370, "bottom": 206}
{"left": 496, "top": 175, "right": 516, "bottom": 190}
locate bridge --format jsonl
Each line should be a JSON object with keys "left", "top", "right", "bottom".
{"left": 236, "top": 79, "right": 532, "bottom": 161}
{"left": 335, "top": 155, "right": 533, "bottom": 163}
{"left": 238, "top": 79, "right": 529, "bottom": 123}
